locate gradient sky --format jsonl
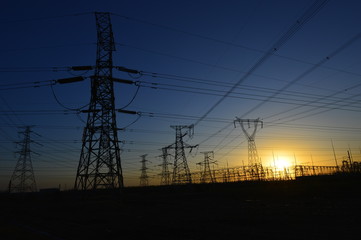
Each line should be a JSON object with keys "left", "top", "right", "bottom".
{"left": 1, "top": 0, "right": 361, "bottom": 189}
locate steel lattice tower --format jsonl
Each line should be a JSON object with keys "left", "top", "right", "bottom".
{"left": 197, "top": 151, "right": 217, "bottom": 183}
{"left": 159, "top": 147, "right": 171, "bottom": 185}
{"left": 234, "top": 118, "right": 264, "bottom": 180}
{"left": 139, "top": 154, "right": 149, "bottom": 187}
{"left": 74, "top": 12, "right": 123, "bottom": 190}
{"left": 9, "top": 126, "right": 37, "bottom": 193}
{"left": 170, "top": 125, "right": 197, "bottom": 184}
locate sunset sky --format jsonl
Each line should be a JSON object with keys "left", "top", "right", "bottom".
{"left": 1, "top": 0, "right": 361, "bottom": 189}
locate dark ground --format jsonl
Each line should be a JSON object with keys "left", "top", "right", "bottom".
{"left": 1, "top": 175, "right": 361, "bottom": 240}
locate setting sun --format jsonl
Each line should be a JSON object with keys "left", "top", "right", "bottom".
{"left": 274, "top": 156, "right": 292, "bottom": 170}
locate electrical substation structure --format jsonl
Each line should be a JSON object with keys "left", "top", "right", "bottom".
{"left": 74, "top": 12, "right": 123, "bottom": 190}
{"left": 8, "top": 126, "right": 37, "bottom": 193}
{"left": 234, "top": 118, "right": 264, "bottom": 180}
{"left": 139, "top": 154, "right": 149, "bottom": 187}
{"left": 169, "top": 125, "right": 198, "bottom": 184}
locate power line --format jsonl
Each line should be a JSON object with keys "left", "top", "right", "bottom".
{"left": 0, "top": 43, "right": 95, "bottom": 54}
{"left": 120, "top": 27, "right": 361, "bottom": 162}
{"left": 111, "top": 8, "right": 342, "bottom": 73}
{"left": 137, "top": 81, "right": 361, "bottom": 113}
{"left": 139, "top": 70, "right": 340, "bottom": 95}
{"left": 179, "top": 23, "right": 361, "bottom": 162}
{"left": 0, "top": 12, "right": 92, "bottom": 24}
{"left": 192, "top": 0, "right": 330, "bottom": 126}
{"left": 50, "top": 84, "right": 89, "bottom": 111}
{"left": 242, "top": 31, "right": 361, "bottom": 119}
{"left": 265, "top": 82, "right": 361, "bottom": 123}
{"left": 120, "top": 41, "right": 361, "bottom": 91}
{"left": 0, "top": 110, "right": 76, "bottom": 115}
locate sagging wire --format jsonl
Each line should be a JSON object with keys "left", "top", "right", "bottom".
{"left": 67, "top": 68, "right": 91, "bottom": 77}
{"left": 189, "top": 144, "right": 199, "bottom": 158}
{"left": 113, "top": 66, "right": 144, "bottom": 110}
{"left": 127, "top": 71, "right": 143, "bottom": 79}
{"left": 75, "top": 112, "right": 86, "bottom": 124}
{"left": 119, "top": 82, "right": 141, "bottom": 110}
{"left": 118, "top": 113, "right": 142, "bottom": 130}
{"left": 50, "top": 82, "right": 89, "bottom": 112}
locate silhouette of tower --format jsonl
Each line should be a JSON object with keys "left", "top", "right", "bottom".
{"left": 234, "top": 118, "right": 264, "bottom": 180}
{"left": 197, "top": 151, "right": 217, "bottom": 183}
{"left": 139, "top": 154, "right": 149, "bottom": 187}
{"left": 74, "top": 12, "right": 123, "bottom": 190}
{"left": 169, "top": 125, "right": 197, "bottom": 184}
{"left": 9, "top": 126, "right": 37, "bottom": 193}
{"left": 159, "top": 147, "right": 171, "bottom": 185}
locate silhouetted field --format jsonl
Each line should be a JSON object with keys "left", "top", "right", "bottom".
{"left": 1, "top": 175, "right": 361, "bottom": 240}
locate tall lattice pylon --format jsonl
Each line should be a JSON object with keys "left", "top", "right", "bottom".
{"left": 234, "top": 118, "right": 264, "bottom": 180}
{"left": 74, "top": 12, "right": 123, "bottom": 190}
{"left": 159, "top": 147, "right": 172, "bottom": 185}
{"left": 9, "top": 126, "right": 37, "bottom": 193}
{"left": 169, "top": 125, "right": 197, "bottom": 184}
{"left": 197, "top": 151, "right": 217, "bottom": 183}
{"left": 139, "top": 154, "right": 149, "bottom": 187}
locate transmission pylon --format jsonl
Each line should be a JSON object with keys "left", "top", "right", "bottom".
{"left": 197, "top": 151, "right": 217, "bottom": 183}
{"left": 234, "top": 118, "right": 264, "bottom": 180}
{"left": 159, "top": 147, "right": 172, "bottom": 185}
{"left": 8, "top": 126, "right": 37, "bottom": 193}
{"left": 169, "top": 125, "right": 197, "bottom": 184}
{"left": 74, "top": 12, "right": 123, "bottom": 190}
{"left": 139, "top": 154, "right": 149, "bottom": 187}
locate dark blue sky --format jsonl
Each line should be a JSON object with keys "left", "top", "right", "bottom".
{"left": 1, "top": 0, "right": 361, "bottom": 189}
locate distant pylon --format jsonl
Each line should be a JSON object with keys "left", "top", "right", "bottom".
{"left": 197, "top": 151, "right": 217, "bottom": 183}
{"left": 9, "top": 126, "right": 37, "bottom": 193}
{"left": 234, "top": 118, "right": 264, "bottom": 180}
{"left": 159, "top": 147, "right": 172, "bottom": 185}
{"left": 139, "top": 154, "right": 149, "bottom": 187}
{"left": 74, "top": 12, "right": 123, "bottom": 190}
{"left": 169, "top": 125, "right": 197, "bottom": 184}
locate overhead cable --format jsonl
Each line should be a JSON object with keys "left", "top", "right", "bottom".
{"left": 193, "top": 0, "right": 330, "bottom": 126}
